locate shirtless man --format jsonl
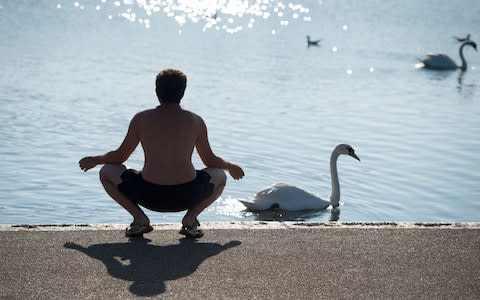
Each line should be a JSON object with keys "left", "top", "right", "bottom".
{"left": 79, "top": 69, "right": 244, "bottom": 238}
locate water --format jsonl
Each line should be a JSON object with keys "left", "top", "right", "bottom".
{"left": 1, "top": 0, "right": 479, "bottom": 224}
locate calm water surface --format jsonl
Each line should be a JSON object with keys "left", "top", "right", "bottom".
{"left": 1, "top": 0, "right": 479, "bottom": 224}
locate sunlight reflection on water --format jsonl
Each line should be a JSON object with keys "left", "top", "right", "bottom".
{"left": 61, "top": 0, "right": 311, "bottom": 32}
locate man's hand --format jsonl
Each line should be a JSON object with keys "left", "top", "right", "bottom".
{"left": 79, "top": 156, "right": 99, "bottom": 172}
{"left": 228, "top": 164, "right": 245, "bottom": 180}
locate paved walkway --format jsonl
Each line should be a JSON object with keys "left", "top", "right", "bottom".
{"left": 1, "top": 222, "right": 479, "bottom": 299}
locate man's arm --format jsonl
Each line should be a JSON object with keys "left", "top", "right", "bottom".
{"left": 195, "top": 117, "right": 244, "bottom": 180}
{"left": 79, "top": 115, "right": 140, "bottom": 172}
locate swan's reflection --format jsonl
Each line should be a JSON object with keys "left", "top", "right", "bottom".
{"left": 457, "top": 70, "right": 465, "bottom": 85}
{"left": 420, "top": 68, "right": 454, "bottom": 81}
{"left": 457, "top": 70, "right": 477, "bottom": 100}
{"left": 330, "top": 207, "right": 341, "bottom": 221}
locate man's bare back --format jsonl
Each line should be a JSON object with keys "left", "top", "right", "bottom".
{"left": 78, "top": 68, "right": 243, "bottom": 238}
{"left": 136, "top": 104, "right": 200, "bottom": 185}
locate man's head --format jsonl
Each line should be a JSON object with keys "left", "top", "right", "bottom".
{"left": 155, "top": 69, "right": 187, "bottom": 104}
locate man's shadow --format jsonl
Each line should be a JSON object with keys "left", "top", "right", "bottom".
{"left": 64, "top": 238, "right": 241, "bottom": 297}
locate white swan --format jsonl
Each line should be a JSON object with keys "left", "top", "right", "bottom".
{"left": 420, "top": 40, "right": 477, "bottom": 71}
{"left": 239, "top": 144, "right": 360, "bottom": 211}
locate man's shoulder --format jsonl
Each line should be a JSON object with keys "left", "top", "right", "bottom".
{"left": 138, "top": 108, "right": 157, "bottom": 115}
{"left": 131, "top": 107, "right": 204, "bottom": 125}
{"left": 134, "top": 108, "right": 158, "bottom": 118}
{"left": 181, "top": 108, "right": 204, "bottom": 122}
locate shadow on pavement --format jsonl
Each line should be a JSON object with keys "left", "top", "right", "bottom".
{"left": 64, "top": 237, "right": 241, "bottom": 297}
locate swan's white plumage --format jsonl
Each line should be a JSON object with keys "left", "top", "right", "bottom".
{"left": 239, "top": 144, "right": 360, "bottom": 212}
{"left": 239, "top": 183, "right": 331, "bottom": 211}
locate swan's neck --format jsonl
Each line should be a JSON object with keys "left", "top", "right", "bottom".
{"left": 329, "top": 151, "right": 340, "bottom": 206}
{"left": 459, "top": 43, "right": 468, "bottom": 71}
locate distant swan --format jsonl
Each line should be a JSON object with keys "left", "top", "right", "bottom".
{"left": 419, "top": 40, "right": 477, "bottom": 71}
{"left": 453, "top": 33, "right": 471, "bottom": 43}
{"left": 306, "top": 35, "right": 322, "bottom": 47}
{"left": 239, "top": 144, "right": 360, "bottom": 211}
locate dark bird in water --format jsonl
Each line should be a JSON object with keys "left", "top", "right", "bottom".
{"left": 306, "top": 35, "right": 322, "bottom": 47}
{"left": 419, "top": 40, "right": 477, "bottom": 71}
{"left": 453, "top": 33, "right": 471, "bottom": 42}
{"left": 206, "top": 11, "right": 217, "bottom": 19}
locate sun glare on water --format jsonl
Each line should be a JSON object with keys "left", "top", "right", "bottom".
{"left": 59, "top": 0, "right": 312, "bottom": 33}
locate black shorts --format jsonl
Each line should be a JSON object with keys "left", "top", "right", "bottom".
{"left": 118, "top": 169, "right": 214, "bottom": 212}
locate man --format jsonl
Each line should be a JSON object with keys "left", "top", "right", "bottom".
{"left": 79, "top": 69, "right": 244, "bottom": 238}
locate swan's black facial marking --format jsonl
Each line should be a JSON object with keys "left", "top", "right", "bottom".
{"left": 347, "top": 147, "right": 354, "bottom": 155}
{"left": 346, "top": 146, "right": 360, "bottom": 161}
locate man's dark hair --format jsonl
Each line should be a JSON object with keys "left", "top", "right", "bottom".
{"left": 155, "top": 69, "right": 187, "bottom": 103}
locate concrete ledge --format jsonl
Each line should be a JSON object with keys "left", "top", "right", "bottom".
{"left": 1, "top": 221, "right": 480, "bottom": 231}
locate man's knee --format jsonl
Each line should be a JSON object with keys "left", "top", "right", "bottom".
{"left": 99, "top": 164, "right": 126, "bottom": 184}
{"left": 99, "top": 164, "right": 112, "bottom": 181}
{"left": 205, "top": 168, "right": 227, "bottom": 187}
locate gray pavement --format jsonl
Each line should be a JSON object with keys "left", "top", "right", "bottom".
{"left": 1, "top": 223, "right": 479, "bottom": 299}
